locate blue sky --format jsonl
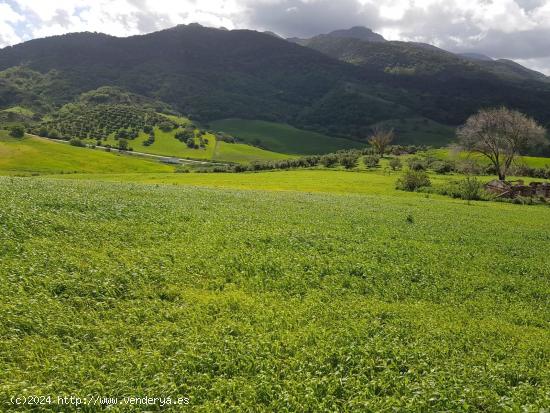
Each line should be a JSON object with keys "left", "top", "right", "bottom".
{"left": 1, "top": 0, "right": 549, "bottom": 74}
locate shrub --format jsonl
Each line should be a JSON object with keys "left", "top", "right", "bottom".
{"left": 363, "top": 155, "right": 380, "bottom": 169}
{"left": 158, "top": 121, "right": 174, "bottom": 132}
{"left": 320, "top": 154, "right": 338, "bottom": 168}
{"left": 457, "top": 177, "right": 485, "bottom": 200}
{"left": 431, "top": 161, "right": 454, "bottom": 174}
{"left": 9, "top": 125, "right": 25, "bottom": 138}
{"left": 115, "top": 129, "right": 129, "bottom": 139}
{"left": 389, "top": 157, "right": 402, "bottom": 171}
{"left": 175, "top": 129, "right": 194, "bottom": 142}
{"left": 37, "top": 126, "right": 49, "bottom": 137}
{"left": 340, "top": 154, "right": 359, "bottom": 169}
{"left": 407, "top": 157, "right": 427, "bottom": 171}
{"left": 69, "top": 138, "right": 85, "bottom": 147}
{"left": 396, "top": 170, "right": 431, "bottom": 191}
{"left": 118, "top": 138, "right": 129, "bottom": 151}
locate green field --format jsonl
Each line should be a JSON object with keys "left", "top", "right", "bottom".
{"left": 89, "top": 127, "right": 290, "bottom": 164}
{"left": 0, "top": 173, "right": 548, "bottom": 411}
{"left": 210, "top": 119, "right": 363, "bottom": 155}
{"left": 371, "top": 117, "right": 456, "bottom": 146}
{"left": 0, "top": 131, "right": 172, "bottom": 175}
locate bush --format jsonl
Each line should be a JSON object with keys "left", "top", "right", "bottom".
{"left": 69, "top": 138, "right": 85, "bottom": 147}
{"left": 158, "top": 121, "right": 175, "bottom": 132}
{"left": 115, "top": 129, "right": 129, "bottom": 140}
{"left": 363, "top": 155, "right": 380, "bottom": 169}
{"left": 396, "top": 170, "right": 431, "bottom": 191}
{"left": 320, "top": 154, "right": 338, "bottom": 168}
{"left": 457, "top": 177, "right": 485, "bottom": 200}
{"left": 37, "top": 126, "right": 49, "bottom": 137}
{"left": 118, "top": 138, "right": 129, "bottom": 151}
{"left": 340, "top": 154, "right": 359, "bottom": 169}
{"left": 389, "top": 157, "right": 402, "bottom": 171}
{"left": 407, "top": 157, "right": 427, "bottom": 171}
{"left": 431, "top": 161, "right": 454, "bottom": 174}
{"left": 9, "top": 125, "right": 25, "bottom": 138}
{"left": 175, "top": 129, "right": 194, "bottom": 142}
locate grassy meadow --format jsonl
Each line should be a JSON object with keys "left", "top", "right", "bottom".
{"left": 0, "top": 131, "right": 172, "bottom": 175}
{"left": 0, "top": 165, "right": 549, "bottom": 411}
{"left": 0, "top": 125, "right": 549, "bottom": 411}
{"left": 210, "top": 119, "right": 363, "bottom": 155}
{"left": 86, "top": 127, "right": 289, "bottom": 164}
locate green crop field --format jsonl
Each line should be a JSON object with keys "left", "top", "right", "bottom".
{"left": 0, "top": 166, "right": 548, "bottom": 411}
{"left": 210, "top": 119, "right": 363, "bottom": 155}
{"left": 0, "top": 131, "right": 172, "bottom": 175}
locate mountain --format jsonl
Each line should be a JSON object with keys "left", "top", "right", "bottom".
{"left": 288, "top": 26, "right": 386, "bottom": 46}
{"left": 1, "top": 24, "right": 550, "bottom": 146}
{"left": 292, "top": 31, "right": 550, "bottom": 129}
{"left": 458, "top": 53, "right": 493, "bottom": 61}
{"left": 325, "top": 26, "right": 386, "bottom": 42}
{"left": 295, "top": 27, "right": 549, "bottom": 81}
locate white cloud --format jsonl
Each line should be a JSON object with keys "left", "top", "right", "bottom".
{"left": 0, "top": 3, "right": 23, "bottom": 47}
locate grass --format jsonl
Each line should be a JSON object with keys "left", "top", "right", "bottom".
{"left": 90, "top": 128, "right": 289, "bottom": 164}
{"left": 371, "top": 117, "right": 456, "bottom": 146}
{"left": 0, "top": 131, "right": 173, "bottom": 175}
{"left": 1, "top": 106, "right": 35, "bottom": 117}
{"left": 0, "top": 175, "right": 548, "bottom": 411}
{"left": 210, "top": 119, "right": 363, "bottom": 155}
{"left": 213, "top": 141, "right": 295, "bottom": 163}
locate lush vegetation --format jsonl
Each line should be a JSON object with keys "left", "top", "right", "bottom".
{"left": 210, "top": 119, "right": 363, "bottom": 154}
{"left": 0, "top": 130, "right": 172, "bottom": 175}
{"left": 0, "top": 173, "right": 548, "bottom": 411}
{"left": 2, "top": 25, "right": 550, "bottom": 147}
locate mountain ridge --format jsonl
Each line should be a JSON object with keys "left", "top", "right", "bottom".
{"left": 1, "top": 24, "right": 549, "bottom": 147}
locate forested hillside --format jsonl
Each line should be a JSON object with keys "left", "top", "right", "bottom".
{"left": 1, "top": 24, "right": 550, "bottom": 146}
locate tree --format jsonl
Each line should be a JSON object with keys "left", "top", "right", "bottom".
{"left": 457, "top": 107, "right": 546, "bottom": 181}
{"left": 368, "top": 128, "right": 394, "bottom": 157}
{"left": 9, "top": 125, "right": 25, "bottom": 138}
{"left": 389, "top": 157, "right": 402, "bottom": 171}
{"left": 340, "top": 154, "right": 358, "bottom": 169}
{"left": 118, "top": 138, "right": 129, "bottom": 151}
{"left": 320, "top": 154, "right": 338, "bottom": 168}
{"left": 363, "top": 155, "right": 380, "bottom": 168}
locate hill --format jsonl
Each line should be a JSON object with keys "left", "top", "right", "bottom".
{"left": 0, "top": 130, "right": 172, "bottom": 175}
{"left": 26, "top": 87, "right": 291, "bottom": 164}
{"left": 210, "top": 119, "right": 363, "bottom": 154}
{"left": 1, "top": 24, "right": 550, "bottom": 149}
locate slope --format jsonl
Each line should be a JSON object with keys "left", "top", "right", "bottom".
{"left": 210, "top": 119, "right": 363, "bottom": 154}
{"left": 0, "top": 131, "right": 172, "bottom": 175}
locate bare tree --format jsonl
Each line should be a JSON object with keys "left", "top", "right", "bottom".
{"left": 457, "top": 107, "right": 546, "bottom": 181}
{"left": 368, "top": 127, "right": 394, "bottom": 157}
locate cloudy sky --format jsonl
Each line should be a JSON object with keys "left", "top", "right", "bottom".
{"left": 1, "top": 0, "right": 549, "bottom": 74}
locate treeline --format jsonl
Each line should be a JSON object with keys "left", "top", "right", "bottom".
{"left": 404, "top": 155, "right": 550, "bottom": 179}
{"left": 198, "top": 144, "right": 429, "bottom": 173}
